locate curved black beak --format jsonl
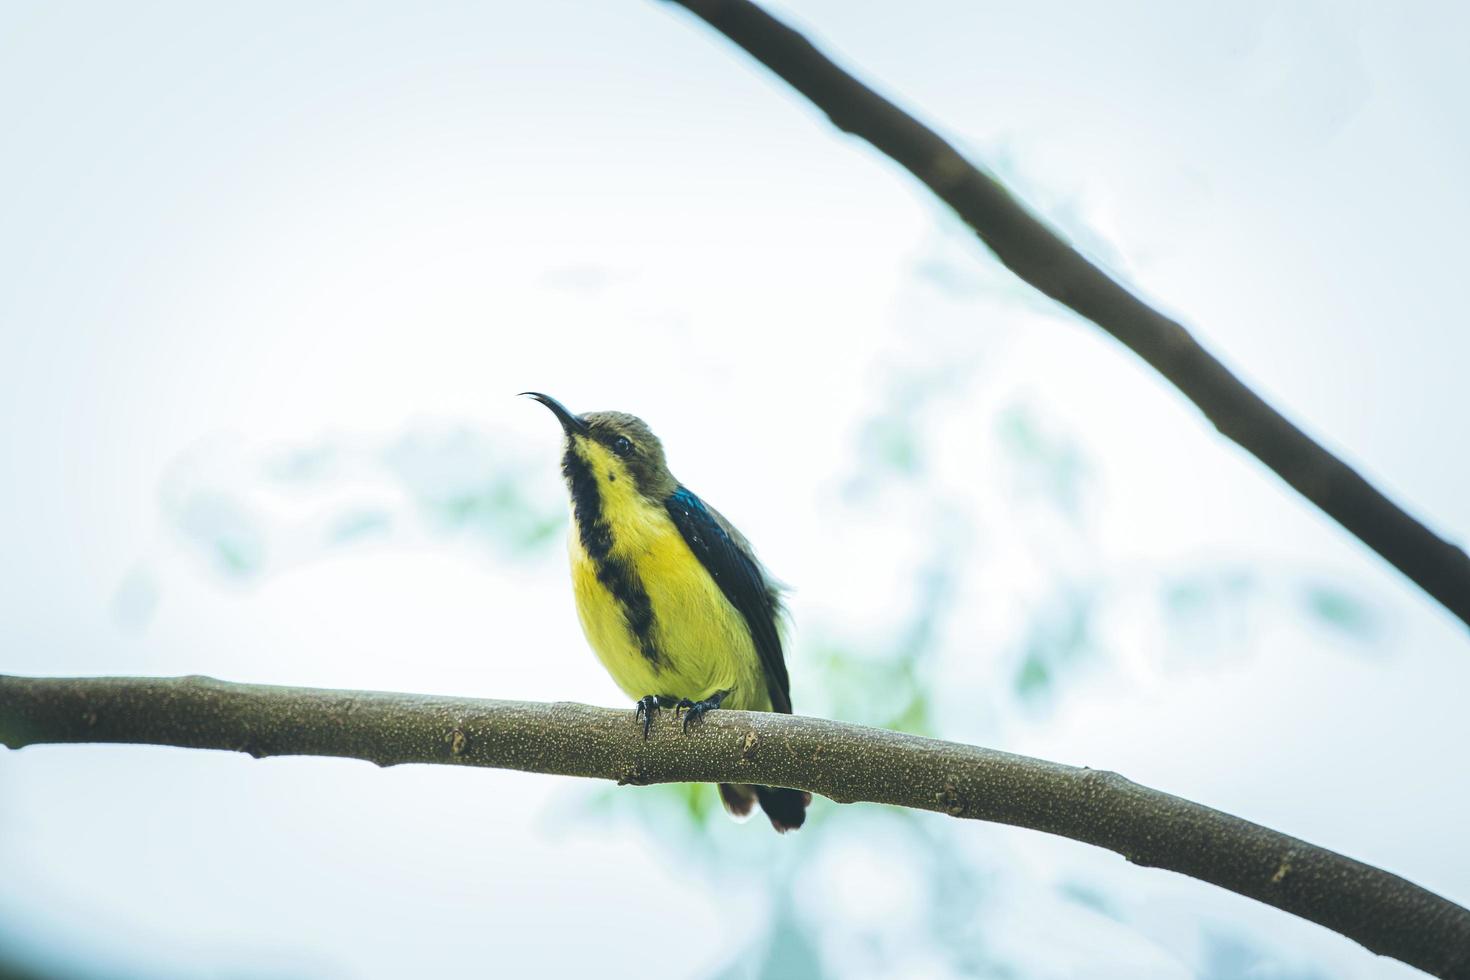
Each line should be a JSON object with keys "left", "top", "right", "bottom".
{"left": 519, "top": 391, "right": 588, "bottom": 436}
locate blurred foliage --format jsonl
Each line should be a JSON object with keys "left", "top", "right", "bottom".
{"left": 130, "top": 380, "right": 1388, "bottom": 978}
{"left": 174, "top": 490, "right": 266, "bottom": 579}
{"left": 1300, "top": 582, "right": 1380, "bottom": 642}
{"left": 721, "top": 905, "right": 827, "bottom": 980}
{"left": 1199, "top": 932, "right": 1329, "bottom": 980}
{"left": 858, "top": 411, "right": 923, "bottom": 479}
{"left": 842, "top": 361, "right": 976, "bottom": 503}
{"left": 1164, "top": 567, "right": 1256, "bottom": 617}
{"left": 559, "top": 307, "right": 1383, "bottom": 977}
{"left": 1013, "top": 585, "right": 1098, "bottom": 705}
{"left": 1057, "top": 880, "right": 1121, "bottom": 921}
{"left": 382, "top": 428, "right": 562, "bottom": 554}
{"left": 132, "top": 255, "right": 1385, "bottom": 977}
{"left": 996, "top": 405, "right": 1091, "bottom": 523}
{"left": 129, "top": 425, "right": 564, "bottom": 624}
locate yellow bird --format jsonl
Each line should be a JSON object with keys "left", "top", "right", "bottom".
{"left": 523, "top": 392, "right": 810, "bottom": 832}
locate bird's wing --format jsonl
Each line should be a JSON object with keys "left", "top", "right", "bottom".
{"left": 665, "top": 486, "right": 791, "bottom": 714}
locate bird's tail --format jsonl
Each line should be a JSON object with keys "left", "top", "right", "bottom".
{"left": 719, "top": 782, "right": 811, "bottom": 833}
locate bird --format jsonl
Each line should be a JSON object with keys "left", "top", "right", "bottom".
{"left": 522, "top": 392, "right": 810, "bottom": 832}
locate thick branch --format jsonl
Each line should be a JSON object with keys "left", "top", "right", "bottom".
{"left": 1, "top": 674, "right": 1467, "bottom": 976}
{"left": 660, "top": 0, "right": 1470, "bottom": 628}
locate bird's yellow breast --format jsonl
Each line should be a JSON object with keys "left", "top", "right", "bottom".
{"left": 567, "top": 476, "right": 771, "bottom": 712}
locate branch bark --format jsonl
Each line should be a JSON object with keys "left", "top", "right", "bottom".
{"left": 2, "top": 674, "right": 1467, "bottom": 977}
{"left": 659, "top": 0, "right": 1470, "bottom": 629}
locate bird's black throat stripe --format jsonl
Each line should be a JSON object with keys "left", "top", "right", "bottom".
{"left": 562, "top": 446, "right": 665, "bottom": 669}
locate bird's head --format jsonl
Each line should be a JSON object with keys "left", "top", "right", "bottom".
{"left": 521, "top": 392, "right": 678, "bottom": 503}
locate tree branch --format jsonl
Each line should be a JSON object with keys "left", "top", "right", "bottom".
{"left": 658, "top": 0, "right": 1470, "bottom": 629}
{"left": 1, "top": 674, "right": 1466, "bottom": 976}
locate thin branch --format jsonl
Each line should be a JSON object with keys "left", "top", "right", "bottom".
{"left": 1, "top": 674, "right": 1466, "bottom": 977}
{"left": 659, "top": 0, "right": 1470, "bottom": 629}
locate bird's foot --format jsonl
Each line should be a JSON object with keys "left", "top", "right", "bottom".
{"left": 674, "top": 690, "right": 729, "bottom": 733}
{"left": 634, "top": 695, "right": 679, "bottom": 739}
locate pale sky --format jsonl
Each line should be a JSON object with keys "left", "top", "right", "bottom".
{"left": 2, "top": 2, "right": 1468, "bottom": 978}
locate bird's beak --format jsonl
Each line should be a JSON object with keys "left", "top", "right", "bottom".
{"left": 519, "top": 391, "right": 589, "bottom": 436}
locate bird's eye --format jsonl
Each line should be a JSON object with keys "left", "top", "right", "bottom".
{"left": 611, "top": 436, "right": 633, "bottom": 457}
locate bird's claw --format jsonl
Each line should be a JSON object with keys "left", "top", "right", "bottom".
{"left": 674, "top": 694, "right": 726, "bottom": 732}
{"left": 634, "top": 695, "right": 678, "bottom": 739}
{"left": 634, "top": 696, "right": 660, "bottom": 739}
